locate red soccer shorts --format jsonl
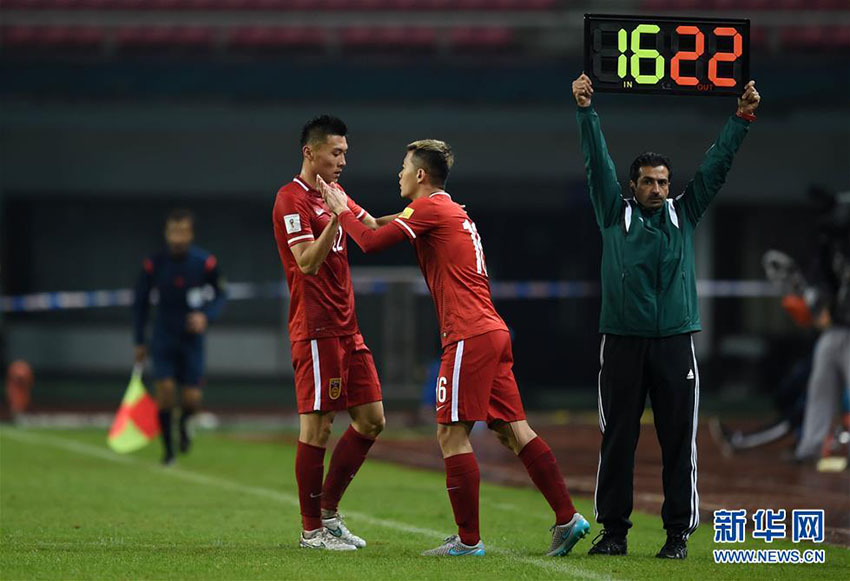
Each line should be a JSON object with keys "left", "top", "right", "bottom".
{"left": 435, "top": 329, "right": 526, "bottom": 425}
{"left": 290, "top": 333, "right": 382, "bottom": 414}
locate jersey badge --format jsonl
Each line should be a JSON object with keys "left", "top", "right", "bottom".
{"left": 284, "top": 214, "right": 302, "bottom": 234}
{"left": 328, "top": 378, "right": 342, "bottom": 400}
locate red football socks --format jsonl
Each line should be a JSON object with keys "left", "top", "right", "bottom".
{"left": 321, "top": 425, "right": 376, "bottom": 514}
{"left": 444, "top": 452, "right": 481, "bottom": 546}
{"left": 295, "top": 441, "right": 326, "bottom": 531}
{"left": 519, "top": 437, "right": 576, "bottom": 525}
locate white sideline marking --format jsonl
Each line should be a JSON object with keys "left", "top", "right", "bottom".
{"left": 1, "top": 429, "right": 611, "bottom": 580}
{"left": 34, "top": 541, "right": 271, "bottom": 550}
{"left": 490, "top": 502, "right": 522, "bottom": 513}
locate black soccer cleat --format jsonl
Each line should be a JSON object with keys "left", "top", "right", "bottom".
{"left": 162, "top": 453, "right": 176, "bottom": 467}
{"left": 587, "top": 530, "right": 627, "bottom": 556}
{"left": 656, "top": 533, "right": 688, "bottom": 559}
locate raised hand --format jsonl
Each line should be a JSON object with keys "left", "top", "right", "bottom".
{"left": 572, "top": 73, "right": 594, "bottom": 107}
{"left": 316, "top": 174, "right": 348, "bottom": 215}
{"left": 736, "top": 80, "right": 760, "bottom": 116}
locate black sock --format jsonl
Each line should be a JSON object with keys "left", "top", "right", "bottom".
{"left": 158, "top": 409, "right": 174, "bottom": 458}
{"left": 179, "top": 408, "right": 195, "bottom": 437}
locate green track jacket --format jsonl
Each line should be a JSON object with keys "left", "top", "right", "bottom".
{"left": 577, "top": 106, "right": 751, "bottom": 337}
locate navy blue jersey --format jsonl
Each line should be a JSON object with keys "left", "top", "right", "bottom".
{"left": 133, "top": 245, "right": 226, "bottom": 346}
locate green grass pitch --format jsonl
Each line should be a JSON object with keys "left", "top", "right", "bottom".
{"left": 1, "top": 427, "right": 847, "bottom": 580}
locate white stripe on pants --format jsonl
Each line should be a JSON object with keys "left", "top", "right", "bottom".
{"left": 451, "top": 341, "right": 464, "bottom": 423}
{"left": 687, "top": 337, "right": 701, "bottom": 537}
{"left": 311, "top": 339, "right": 321, "bottom": 411}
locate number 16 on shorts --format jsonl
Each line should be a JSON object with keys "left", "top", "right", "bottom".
{"left": 436, "top": 376, "right": 448, "bottom": 410}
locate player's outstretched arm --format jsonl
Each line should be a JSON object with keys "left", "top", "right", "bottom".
{"left": 573, "top": 73, "right": 623, "bottom": 228}
{"left": 339, "top": 212, "right": 407, "bottom": 253}
{"left": 325, "top": 181, "right": 399, "bottom": 230}
{"left": 359, "top": 212, "right": 402, "bottom": 229}
{"left": 374, "top": 213, "right": 402, "bottom": 227}
{"left": 679, "top": 80, "right": 761, "bottom": 225}
{"left": 317, "top": 175, "right": 407, "bottom": 253}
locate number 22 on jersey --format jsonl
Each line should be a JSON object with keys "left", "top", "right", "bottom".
{"left": 331, "top": 225, "right": 344, "bottom": 253}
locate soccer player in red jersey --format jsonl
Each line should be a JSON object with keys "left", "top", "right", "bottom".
{"left": 317, "top": 140, "right": 590, "bottom": 557}
{"left": 272, "top": 115, "right": 396, "bottom": 551}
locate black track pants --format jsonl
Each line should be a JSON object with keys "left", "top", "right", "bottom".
{"left": 593, "top": 333, "right": 700, "bottom": 537}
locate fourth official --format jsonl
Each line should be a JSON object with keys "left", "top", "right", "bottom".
{"left": 573, "top": 73, "right": 761, "bottom": 559}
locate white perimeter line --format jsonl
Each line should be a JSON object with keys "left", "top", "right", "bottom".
{"left": 1, "top": 429, "right": 611, "bottom": 581}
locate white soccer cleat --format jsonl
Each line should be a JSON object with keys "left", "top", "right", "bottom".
{"left": 299, "top": 528, "right": 358, "bottom": 551}
{"left": 322, "top": 513, "right": 366, "bottom": 548}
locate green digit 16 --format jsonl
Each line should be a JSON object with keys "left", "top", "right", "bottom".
{"left": 617, "top": 24, "right": 665, "bottom": 85}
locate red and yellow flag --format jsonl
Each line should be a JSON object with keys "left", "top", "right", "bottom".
{"left": 108, "top": 364, "right": 159, "bottom": 453}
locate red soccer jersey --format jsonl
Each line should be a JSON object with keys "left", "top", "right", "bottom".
{"left": 272, "top": 176, "right": 366, "bottom": 342}
{"left": 391, "top": 192, "right": 507, "bottom": 347}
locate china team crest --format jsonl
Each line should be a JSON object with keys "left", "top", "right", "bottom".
{"left": 328, "top": 378, "right": 342, "bottom": 400}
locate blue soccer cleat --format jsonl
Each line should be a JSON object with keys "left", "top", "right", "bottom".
{"left": 547, "top": 512, "right": 591, "bottom": 556}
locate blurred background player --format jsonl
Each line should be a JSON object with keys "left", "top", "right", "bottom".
{"left": 133, "top": 209, "right": 226, "bottom": 465}
{"left": 712, "top": 190, "right": 850, "bottom": 466}
{"left": 793, "top": 190, "right": 850, "bottom": 464}
{"left": 710, "top": 248, "right": 824, "bottom": 455}
{"left": 272, "top": 115, "right": 398, "bottom": 551}
{"left": 318, "top": 140, "right": 590, "bottom": 558}
{"left": 572, "top": 73, "right": 760, "bottom": 559}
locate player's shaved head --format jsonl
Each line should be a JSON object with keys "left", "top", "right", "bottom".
{"left": 301, "top": 115, "right": 348, "bottom": 147}
{"left": 406, "top": 139, "right": 454, "bottom": 187}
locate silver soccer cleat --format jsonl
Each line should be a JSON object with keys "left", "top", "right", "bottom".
{"left": 299, "top": 528, "right": 358, "bottom": 551}
{"left": 322, "top": 513, "right": 366, "bottom": 549}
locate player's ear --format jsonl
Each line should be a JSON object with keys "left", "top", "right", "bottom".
{"left": 302, "top": 144, "right": 313, "bottom": 161}
{"left": 416, "top": 168, "right": 427, "bottom": 184}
